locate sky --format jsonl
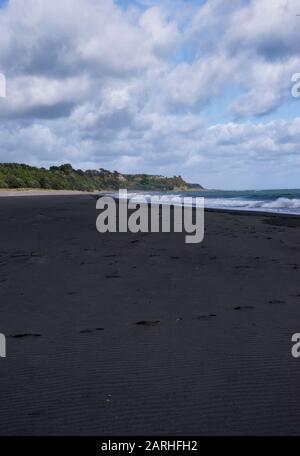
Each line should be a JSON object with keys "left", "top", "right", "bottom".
{"left": 0, "top": 0, "right": 300, "bottom": 189}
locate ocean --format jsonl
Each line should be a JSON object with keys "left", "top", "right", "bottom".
{"left": 113, "top": 189, "right": 300, "bottom": 215}
{"left": 195, "top": 189, "right": 300, "bottom": 215}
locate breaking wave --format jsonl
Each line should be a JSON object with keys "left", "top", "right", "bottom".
{"left": 204, "top": 197, "right": 300, "bottom": 213}
{"left": 110, "top": 190, "right": 300, "bottom": 215}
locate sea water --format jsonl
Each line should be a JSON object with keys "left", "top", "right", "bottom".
{"left": 112, "top": 188, "right": 300, "bottom": 215}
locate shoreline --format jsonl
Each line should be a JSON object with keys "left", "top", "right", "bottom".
{"left": 1, "top": 189, "right": 300, "bottom": 219}
{"left": 109, "top": 194, "right": 300, "bottom": 220}
{"left": 205, "top": 207, "right": 300, "bottom": 219}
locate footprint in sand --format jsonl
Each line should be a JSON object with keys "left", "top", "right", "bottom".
{"left": 135, "top": 320, "right": 160, "bottom": 326}
{"left": 196, "top": 314, "right": 217, "bottom": 320}
{"left": 79, "top": 328, "right": 104, "bottom": 334}
{"left": 9, "top": 334, "right": 41, "bottom": 339}
{"left": 233, "top": 306, "right": 254, "bottom": 311}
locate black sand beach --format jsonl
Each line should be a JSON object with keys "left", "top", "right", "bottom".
{"left": 1, "top": 194, "right": 300, "bottom": 435}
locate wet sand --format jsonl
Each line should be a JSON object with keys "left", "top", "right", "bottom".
{"left": 1, "top": 194, "right": 300, "bottom": 435}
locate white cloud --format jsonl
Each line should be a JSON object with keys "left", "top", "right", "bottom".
{"left": 139, "top": 6, "right": 181, "bottom": 55}
{"left": 0, "top": 0, "right": 299, "bottom": 189}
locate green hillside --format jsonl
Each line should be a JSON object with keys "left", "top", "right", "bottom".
{"left": 0, "top": 163, "right": 203, "bottom": 192}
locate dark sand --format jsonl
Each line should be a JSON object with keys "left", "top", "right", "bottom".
{"left": 1, "top": 195, "right": 300, "bottom": 435}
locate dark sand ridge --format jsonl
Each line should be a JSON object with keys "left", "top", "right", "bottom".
{"left": 1, "top": 194, "right": 300, "bottom": 435}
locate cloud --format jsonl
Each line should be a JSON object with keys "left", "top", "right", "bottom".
{"left": 139, "top": 6, "right": 181, "bottom": 56}
{"left": 0, "top": 74, "right": 91, "bottom": 119}
{"left": 230, "top": 56, "right": 300, "bottom": 117}
{"left": 1, "top": 110, "right": 300, "bottom": 189}
{"left": 0, "top": 0, "right": 299, "bottom": 189}
{"left": 225, "top": 0, "right": 300, "bottom": 60}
